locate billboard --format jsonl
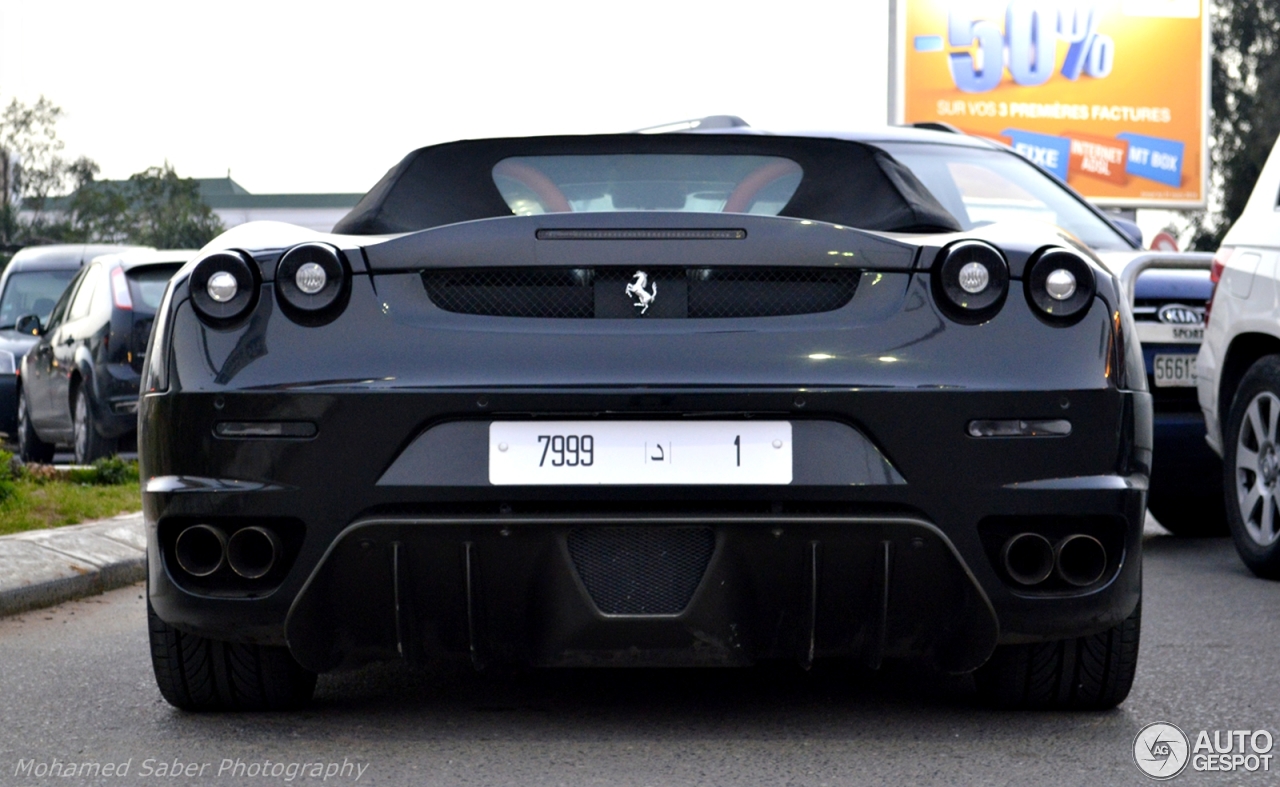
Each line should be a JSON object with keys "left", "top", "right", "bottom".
{"left": 891, "top": 0, "right": 1208, "bottom": 207}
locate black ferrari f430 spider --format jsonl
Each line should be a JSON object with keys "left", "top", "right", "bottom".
{"left": 142, "top": 129, "right": 1148, "bottom": 711}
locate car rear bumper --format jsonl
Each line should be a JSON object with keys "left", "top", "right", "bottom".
{"left": 1140, "top": 339, "right": 1220, "bottom": 492}
{"left": 283, "top": 514, "right": 1004, "bottom": 674}
{"left": 142, "top": 386, "right": 1148, "bottom": 673}
{"left": 93, "top": 363, "right": 142, "bottom": 439}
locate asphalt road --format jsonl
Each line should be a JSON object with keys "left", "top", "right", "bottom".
{"left": 0, "top": 527, "right": 1276, "bottom": 787}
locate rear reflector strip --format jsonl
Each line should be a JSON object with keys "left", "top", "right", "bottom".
{"left": 535, "top": 229, "right": 746, "bottom": 241}
{"left": 967, "top": 419, "right": 1071, "bottom": 438}
{"left": 215, "top": 421, "right": 318, "bottom": 439}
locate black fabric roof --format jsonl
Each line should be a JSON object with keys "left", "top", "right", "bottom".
{"left": 333, "top": 134, "right": 962, "bottom": 236}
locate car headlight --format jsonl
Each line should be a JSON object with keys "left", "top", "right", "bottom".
{"left": 932, "top": 240, "right": 1009, "bottom": 323}
{"left": 275, "top": 243, "right": 349, "bottom": 324}
{"left": 189, "top": 251, "right": 260, "bottom": 327}
{"left": 0, "top": 350, "right": 14, "bottom": 375}
{"left": 1024, "top": 247, "right": 1096, "bottom": 324}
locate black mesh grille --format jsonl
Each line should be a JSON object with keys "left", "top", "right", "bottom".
{"left": 567, "top": 527, "right": 715, "bottom": 615}
{"left": 421, "top": 267, "right": 858, "bottom": 318}
{"left": 687, "top": 267, "right": 857, "bottom": 318}
{"left": 423, "top": 268, "right": 594, "bottom": 318}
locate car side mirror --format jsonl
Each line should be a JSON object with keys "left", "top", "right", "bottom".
{"left": 1110, "top": 217, "right": 1145, "bottom": 249}
{"left": 15, "top": 314, "right": 42, "bottom": 336}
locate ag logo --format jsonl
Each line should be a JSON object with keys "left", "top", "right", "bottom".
{"left": 1134, "top": 722, "right": 1190, "bottom": 780}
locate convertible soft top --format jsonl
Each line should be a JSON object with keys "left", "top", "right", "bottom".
{"left": 333, "top": 134, "right": 962, "bottom": 236}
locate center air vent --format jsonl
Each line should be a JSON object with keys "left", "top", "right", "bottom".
{"left": 422, "top": 266, "right": 858, "bottom": 319}
{"left": 567, "top": 527, "right": 715, "bottom": 615}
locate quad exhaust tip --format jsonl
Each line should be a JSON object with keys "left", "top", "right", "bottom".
{"left": 1001, "top": 532, "right": 1109, "bottom": 588}
{"left": 1055, "top": 534, "right": 1107, "bottom": 587}
{"left": 174, "top": 524, "right": 227, "bottom": 578}
{"left": 226, "top": 526, "right": 281, "bottom": 579}
{"left": 1001, "top": 532, "right": 1055, "bottom": 586}
{"left": 173, "top": 524, "right": 281, "bottom": 579}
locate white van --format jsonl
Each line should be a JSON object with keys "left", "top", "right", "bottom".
{"left": 1196, "top": 137, "right": 1280, "bottom": 578}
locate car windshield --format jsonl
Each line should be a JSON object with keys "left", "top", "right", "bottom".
{"left": 127, "top": 264, "right": 182, "bottom": 312}
{"left": 0, "top": 269, "right": 79, "bottom": 329}
{"left": 492, "top": 154, "right": 803, "bottom": 216}
{"left": 878, "top": 143, "right": 1134, "bottom": 251}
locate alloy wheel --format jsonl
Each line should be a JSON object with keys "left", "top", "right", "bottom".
{"left": 1235, "top": 391, "right": 1280, "bottom": 547}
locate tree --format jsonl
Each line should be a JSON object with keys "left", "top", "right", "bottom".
{"left": 0, "top": 95, "right": 223, "bottom": 250}
{"left": 0, "top": 96, "right": 95, "bottom": 247}
{"left": 65, "top": 164, "right": 224, "bottom": 248}
{"left": 1193, "top": 0, "right": 1280, "bottom": 249}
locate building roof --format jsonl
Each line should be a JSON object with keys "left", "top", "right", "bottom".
{"left": 194, "top": 177, "right": 251, "bottom": 197}
{"left": 193, "top": 178, "right": 362, "bottom": 210}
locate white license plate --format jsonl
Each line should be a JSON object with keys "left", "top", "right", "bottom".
{"left": 1153, "top": 354, "right": 1197, "bottom": 387}
{"left": 489, "top": 421, "right": 793, "bottom": 485}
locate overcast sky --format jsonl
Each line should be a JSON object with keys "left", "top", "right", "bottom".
{"left": 0, "top": 1, "right": 891, "bottom": 195}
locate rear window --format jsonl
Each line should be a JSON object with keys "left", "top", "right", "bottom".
{"left": 492, "top": 155, "right": 803, "bottom": 216}
{"left": 0, "top": 270, "right": 78, "bottom": 328}
{"left": 334, "top": 135, "right": 961, "bottom": 235}
{"left": 126, "top": 264, "right": 182, "bottom": 312}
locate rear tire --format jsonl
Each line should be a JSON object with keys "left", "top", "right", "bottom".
{"left": 73, "top": 385, "right": 115, "bottom": 464}
{"left": 1222, "top": 355, "right": 1280, "bottom": 579}
{"left": 17, "top": 387, "right": 55, "bottom": 463}
{"left": 973, "top": 600, "right": 1140, "bottom": 710}
{"left": 148, "top": 601, "right": 316, "bottom": 711}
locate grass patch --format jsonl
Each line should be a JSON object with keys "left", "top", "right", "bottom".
{"left": 0, "top": 453, "right": 142, "bottom": 537}
{"left": 0, "top": 482, "right": 141, "bottom": 536}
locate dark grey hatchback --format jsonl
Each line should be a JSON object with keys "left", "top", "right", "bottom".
{"left": 0, "top": 244, "right": 145, "bottom": 438}
{"left": 18, "top": 250, "right": 190, "bottom": 463}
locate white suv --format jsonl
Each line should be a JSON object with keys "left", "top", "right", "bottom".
{"left": 1197, "top": 137, "right": 1280, "bottom": 578}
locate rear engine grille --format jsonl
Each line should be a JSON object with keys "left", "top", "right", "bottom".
{"left": 421, "top": 267, "right": 858, "bottom": 318}
{"left": 687, "top": 267, "right": 856, "bottom": 318}
{"left": 424, "top": 268, "right": 594, "bottom": 318}
{"left": 567, "top": 527, "right": 715, "bottom": 615}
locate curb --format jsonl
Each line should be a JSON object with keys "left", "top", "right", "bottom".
{"left": 0, "top": 512, "right": 145, "bottom": 617}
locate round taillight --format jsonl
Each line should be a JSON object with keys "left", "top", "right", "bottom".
{"left": 275, "top": 243, "right": 348, "bottom": 323}
{"left": 932, "top": 240, "right": 1009, "bottom": 323}
{"left": 189, "top": 252, "right": 259, "bottom": 326}
{"left": 1025, "top": 247, "right": 1096, "bottom": 324}
{"left": 207, "top": 271, "right": 238, "bottom": 302}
